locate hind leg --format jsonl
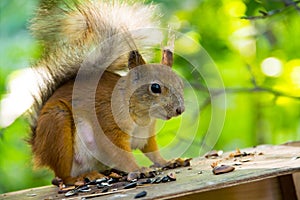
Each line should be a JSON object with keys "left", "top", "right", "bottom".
{"left": 33, "top": 100, "right": 76, "bottom": 184}
{"left": 35, "top": 100, "right": 107, "bottom": 185}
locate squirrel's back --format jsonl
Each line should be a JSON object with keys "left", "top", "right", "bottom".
{"left": 29, "top": 0, "right": 162, "bottom": 141}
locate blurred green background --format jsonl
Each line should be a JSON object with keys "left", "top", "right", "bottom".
{"left": 1, "top": 0, "right": 300, "bottom": 193}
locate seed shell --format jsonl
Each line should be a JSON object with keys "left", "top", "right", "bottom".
{"left": 213, "top": 165, "right": 235, "bottom": 175}
{"left": 135, "top": 191, "right": 147, "bottom": 199}
{"left": 124, "top": 182, "right": 137, "bottom": 189}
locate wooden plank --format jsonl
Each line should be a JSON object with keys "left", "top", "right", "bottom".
{"left": 293, "top": 172, "right": 300, "bottom": 199}
{"left": 1, "top": 144, "right": 300, "bottom": 200}
{"left": 1, "top": 186, "right": 58, "bottom": 200}
{"left": 172, "top": 177, "right": 283, "bottom": 200}
{"left": 278, "top": 174, "right": 297, "bottom": 200}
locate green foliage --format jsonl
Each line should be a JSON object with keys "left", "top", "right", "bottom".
{"left": 0, "top": 118, "right": 52, "bottom": 193}
{"left": 1, "top": 0, "right": 300, "bottom": 193}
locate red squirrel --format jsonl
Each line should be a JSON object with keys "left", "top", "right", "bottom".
{"left": 28, "top": 0, "right": 185, "bottom": 185}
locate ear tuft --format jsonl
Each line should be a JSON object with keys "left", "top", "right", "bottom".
{"left": 128, "top": 50, "right": 146, "bottom": 69}
{"left": 161, "top": 49, "right": 173, "bottom": 67}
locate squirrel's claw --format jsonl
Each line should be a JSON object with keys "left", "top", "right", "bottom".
{"left": 127, "top": 167, "right": 156, "bottom": 181}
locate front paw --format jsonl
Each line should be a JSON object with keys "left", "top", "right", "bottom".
{"left": 127, "top": 167, "right": 156, "bottom": 181}
{"left": 150, "top": 161, "right": 168, "bottom": 169}
{"left": 162, "top": 158, "right": 192, "bottom": 169}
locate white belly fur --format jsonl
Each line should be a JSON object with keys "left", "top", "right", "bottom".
{"left": 71, "top": 131, "right": 108, "bottom": 177}
{"left": 70, "top": 118, "right": 108, "bottom": 177}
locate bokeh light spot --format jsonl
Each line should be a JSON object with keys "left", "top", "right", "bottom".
{"left": 261, "top": 57, "right": 283, "bottom": 77}
{"left": 291, "top": 66, "right": 300, "bottom": 87}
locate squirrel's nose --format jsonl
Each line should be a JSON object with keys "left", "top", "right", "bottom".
{"left": 176, "top": 106, "right": 185, "bottom": 115}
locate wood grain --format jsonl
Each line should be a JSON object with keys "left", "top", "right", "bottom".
{"left": 2, "top": 143, "right": 300, "bottom": 200}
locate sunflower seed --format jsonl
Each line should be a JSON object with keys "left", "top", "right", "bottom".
{"left": 134, "top": 191, "right": 147, "bottom": 198}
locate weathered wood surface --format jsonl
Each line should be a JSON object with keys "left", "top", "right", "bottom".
{"left": 1, "top": 143, "right": 300, "bottom": 200}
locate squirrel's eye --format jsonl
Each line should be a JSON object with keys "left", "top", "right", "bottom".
{"left": 150, "top": 83, "right": 161, "bottom": 94}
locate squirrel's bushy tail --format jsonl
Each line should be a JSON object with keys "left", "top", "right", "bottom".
{"left": 28, "top": 0, "right": 162, "bottom": 141}
{"left": 31, "top": 0, "right": 160, "bottom": 70}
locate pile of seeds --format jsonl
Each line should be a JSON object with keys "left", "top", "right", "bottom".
{"left": 54, "top": 158, "right": 191, "bottom": 198}
{"left": 58, "top": 172, "right": 177, "bottom": 198}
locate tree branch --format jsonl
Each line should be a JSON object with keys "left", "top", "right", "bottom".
{"left": 191, "top": 83, "right": 300, "bottom": 110}
{"left": 241, "top": 0, "right": 300, "bottom": 20}
{"left": 191, "top": 62, "right": 300, "bottom": 110}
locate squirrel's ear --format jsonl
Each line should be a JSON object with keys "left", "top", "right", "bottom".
{"left": 161, "top": 49, "right": 173, "bottom": 68}
{"left": 128, "top": 50, "right": 146, "bottom": 69}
